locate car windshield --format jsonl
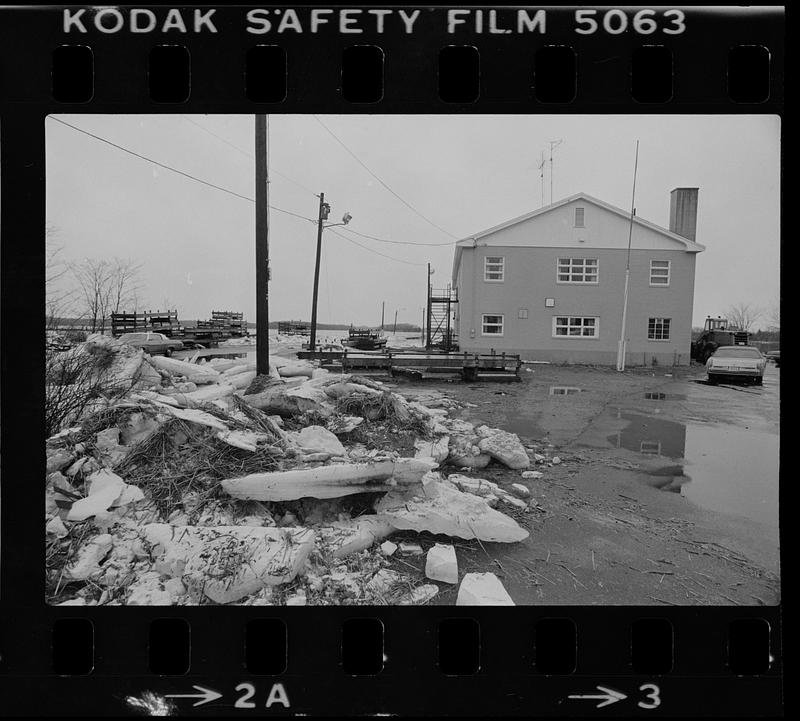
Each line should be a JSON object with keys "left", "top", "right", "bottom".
{"left": 713, "top": 347, "right": 762, "bottom": 359}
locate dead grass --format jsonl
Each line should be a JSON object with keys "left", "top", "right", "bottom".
{"left": 71, "top": 403, "right": 158, "bottom": 446}
{"left": 336, "top": 390, "right": 430, "bottom": 435}
{"left": 115, "top": 418, "right": 282, "bottom": 518}
{"left": 45, "top": 520, "right": 95, "bottom": 602}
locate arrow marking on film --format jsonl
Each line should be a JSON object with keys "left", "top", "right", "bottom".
{"left": 568, "top": 685, "right": 627, "bottom": 708}
{"left": 164, "top": 685, "right": 223, "bottom": 707}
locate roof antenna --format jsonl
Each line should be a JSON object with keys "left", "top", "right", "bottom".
{"left": 548, "top": 139, "right": 563, "bottom": 205}
{"left": 537, "top": 150, "right": 546, "bottom": 208}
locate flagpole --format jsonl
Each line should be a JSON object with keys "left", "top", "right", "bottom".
{"left": 616, "top": 140, "right": 639, "bottom": 372}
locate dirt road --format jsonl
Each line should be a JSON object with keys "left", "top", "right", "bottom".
{"left": 389, "top": 362, "right": 780, "bottom": 606}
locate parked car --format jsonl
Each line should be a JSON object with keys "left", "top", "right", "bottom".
{"left": 765, "top": 350, "right": 780, "bottom": 367}
{"left": 119, "top": 332, "right": 184, "bottom": 357}
{"left": 706, "top": 345, "right": 767, "bottom": 385}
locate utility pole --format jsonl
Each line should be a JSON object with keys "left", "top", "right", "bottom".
{"left": 381, "top": 301, "right": 385, "bottom": 330}
{"left": 425, "top": 263, "right": 432, "bottom": 349}
{"left": 255, "top": 115, "right": 270, "bottom": 375}
{"left": 549, "top": 139, "right": 563, "bottom": 205}
{"left": 616, "top": 140, "right": 640, "bottom": 372}
{"left": 393, "top": 309, "right": 398, "bottom": 335}
{"left": 309, "top": 192, "right": 328, "bottom": 353}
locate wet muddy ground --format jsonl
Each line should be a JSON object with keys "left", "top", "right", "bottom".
{"left": 389, "top": 362, "right": 780, "bottom": 606}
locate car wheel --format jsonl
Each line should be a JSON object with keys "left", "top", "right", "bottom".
{"left": 164, "top": 348, "right": 173, "bottom": 357}
{"left": 707, "top": 376, "right": 717, "bottom": 385}
{"left": 755, "top": 377, "right": 763, "bottom": 385}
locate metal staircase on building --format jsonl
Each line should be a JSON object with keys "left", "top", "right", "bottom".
{"left": 426, "top": 285, "right": 458, "bottom": 352}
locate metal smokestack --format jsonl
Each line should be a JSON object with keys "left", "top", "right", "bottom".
{"left": 669, "top": 187, "right": 699, "bottom": 241}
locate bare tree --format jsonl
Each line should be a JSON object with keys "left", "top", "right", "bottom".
{"left": 109, "top": 258, "right": 143, "bottom": 316}
{"left": 766, "top": 298, "right": 780, "bottom": 331}
{"left": 71, "top": 258, "right": 113, "bottom": 334}
{"left": 725, "top": 302, "right": 762, "bottom": 332}
{"left": 70, "top": 257, "right": 143, "bottom": 334}
{"left": 46, "top": 225, "right": 77, "bottom": 331}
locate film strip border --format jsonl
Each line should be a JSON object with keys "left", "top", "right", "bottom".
{"left": 0, "top": 6, "right": 784, "bottom": 109}
{"left": 0, "top": 4, "right": 784, "bottom": 717}
{"left": 0, "top": 607, "right": 783, "bottom": 715}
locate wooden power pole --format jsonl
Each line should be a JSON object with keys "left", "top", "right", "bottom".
{"left": 255, "top": 115, "right": 270, "bottom": 375}
{"left": 310, "top": 192, "right": 327, "bottom": 352}
{"left": 425, "top": 262, "right": 432, "bottom": 349}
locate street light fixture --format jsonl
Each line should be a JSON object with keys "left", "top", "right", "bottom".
{"left": 310, "top": 195, "right": 353, "bottom": 351}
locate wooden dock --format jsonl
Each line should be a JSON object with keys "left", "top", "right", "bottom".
{"left": 296, "top": 349, "right": 522, "bottom": 381}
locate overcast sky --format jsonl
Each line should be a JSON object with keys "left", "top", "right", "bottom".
{"left": 46, "top": 114, "right": 780, "bottom": 327}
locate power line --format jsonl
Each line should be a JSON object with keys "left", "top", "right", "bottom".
{"left": 180, "top": 115, "right": 320, "bottom": 198}
{"left": 179, "top": 116, "right": 460, "bottom": 249}
{"left": 180, "top": 118, "right": 461, "bottom": 250}
{"left": 50, "top": 116, "right": 258, "bottom": 204}
{"left": 338, "top": 224, "right": 457, "bottom": 247}
{"left": 47, "top": 116, "right": 316, "bottom": 223}
{"left": 49, "top": 116, "right": 430, "bottom": 269}
{"left": 312, "top": 115, "right": 459, "bottom": 240}
{"left": 326, "top": 227, "right": 426, "bottom": 266}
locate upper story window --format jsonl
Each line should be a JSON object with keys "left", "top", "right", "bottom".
{"left": 650, "top": 260, "right": 671, "bottom": 286}
{"left": 557, "top": 257, "right": 598, "bottom": 284}
{"left": 484, "top": 256, "right": 505, "bottom": 282}
{"left": 574, "top": 207, "right": 585, "bottom": 227}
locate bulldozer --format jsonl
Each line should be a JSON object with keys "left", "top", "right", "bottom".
{"left": 691, "top": 316, "right": 751, "bottom": 363}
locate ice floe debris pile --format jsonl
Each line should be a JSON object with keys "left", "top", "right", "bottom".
{"left": 45, "top": 335, "right": 539, "bottom": 606}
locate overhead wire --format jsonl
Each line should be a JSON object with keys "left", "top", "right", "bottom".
{"left": 47, "top": 116, "right": 316, "bottom": 223}
{"left": 48, "top": 116, "right": 430, "bottom": 269}
{"left": 337, "top": 224, "right": 458, "bottom": 247}
{"left": 312, "top": 115, "right": 460, "bottom": 240}
{"left": 180, "top": 115, "right": 320, "bottom": 198}
{"left": 326, "top": 227, "right": 427, "bottom": 267}
{"left": 183, "top": 115, "right": 462, "bottom": 249}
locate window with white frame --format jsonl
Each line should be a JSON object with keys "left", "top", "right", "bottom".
{"left": 648, "top": 317, "right": 671, "bottom": 340}
{"left": 650, "top": 260, "right": 671, "bottom": 286}
{"left": 484, "top": 256, "right": 505, "bottom": 281}
{"left": 482, "top": 314, "right": 504, "bottom": 336}
{"left": 553, "top": 316, "right": 599, "bottom": 338}
{"left": 574, "top": 207, "right": 585, "bottom": 227}
{"left": 557, "top": 257, "right": 598, "bottom": 283}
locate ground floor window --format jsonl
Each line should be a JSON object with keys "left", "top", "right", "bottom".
{"left": 648, "top": 317, "right": 671, "bottom": 340}
{"left": 481, "top": 314, "right": 504, "bottom": 336}
{"left": 553, "top": 316, "right": 598, "bottom": 338}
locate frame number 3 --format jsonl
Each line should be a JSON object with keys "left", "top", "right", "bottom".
{"left": 638, "top": 683, "right": 661, "bottom": 710}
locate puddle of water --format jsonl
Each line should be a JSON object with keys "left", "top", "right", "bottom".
{"left": 550, "top": 386, "right": 581, "bottom": 395}
{"left": 503, "top": 415, "right": 547, "bottom": 440}
{"left": 608, "top": 412, "right": 687, "bottom": 459}
{"left": 682, "top": 424, "right": 779, "bottom": 530}
{"left": 609, "top": 412, "right": 778, "bottom": 528}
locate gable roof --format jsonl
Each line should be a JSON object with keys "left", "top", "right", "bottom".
{"left": 452, "top": 192, "right": 705, "bottom": 283}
